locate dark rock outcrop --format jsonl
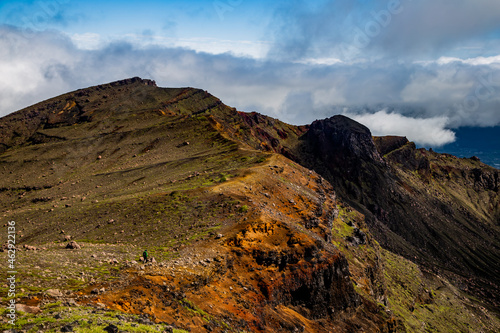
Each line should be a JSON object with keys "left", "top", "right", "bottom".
{"left": 295, "top": 116, "right": 500, "bottom": 306}
{"left": 373, "top": 136, "right": 410, "bottom": 156}
{"left": 305, "top": 115, "right": 384, "bottom": 167}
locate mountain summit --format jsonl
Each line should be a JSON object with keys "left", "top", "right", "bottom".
{"left": 1, "top": 78, "right": 499, "bottom": 332}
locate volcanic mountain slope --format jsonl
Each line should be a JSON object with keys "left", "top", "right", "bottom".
{"left": 0, "top": 77, "right": 498, "bottom": 332}
{"left": 228, "top": 111, "right": 500, "bottom": 307}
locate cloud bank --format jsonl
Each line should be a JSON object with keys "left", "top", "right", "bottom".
{"left": 269, "top": 0, "right": 500, "bottom": 61}
{"left": 0, "top": 25, "right": 499, "bottom": 147}
{"left": 343, "top": 110, "right": 456, "bottom": 147}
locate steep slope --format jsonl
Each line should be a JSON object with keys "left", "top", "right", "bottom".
{"left": 300, "top": 117, "right": 500, "bottom": 306}
{"left": 87, "top": 154, "right": 403, "bottom": 332}
{"left": 0, "top": 78, "right": 498, "bottom": 332}
{"left": 224, "top": 112, "right": 500, "bottom": 309}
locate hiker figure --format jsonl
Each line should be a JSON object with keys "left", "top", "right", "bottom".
{"left": 143, "top": 249, "right": 148, "bottom": 263}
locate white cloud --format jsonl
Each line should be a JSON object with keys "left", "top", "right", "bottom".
{"left": 433, "top": 55, "right": 500, "bottom": 67}
{"left": 344, "top": 110, "right": 456, "bottom": 147}
{"left": 69, "top": 32, "right": 271, "bottom": 59}
{"left": 295, "top": 57, "right": 343, "bottom": 66}
{"left": 70, "top": 33, "right": 105, "bottom": 50}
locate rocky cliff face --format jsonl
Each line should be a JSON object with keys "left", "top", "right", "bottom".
{"left": 298, "top": 118, "right": 500, "bottom": 307}
{"left": 227, "top": 108, "right": 500, "bottom": 308}
{"left": 306, "top": 115, "right": 384, "bottom": 167}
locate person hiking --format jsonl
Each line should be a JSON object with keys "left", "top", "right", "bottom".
{"left": 143, "top": 249, "right": 148, "bottom": 263}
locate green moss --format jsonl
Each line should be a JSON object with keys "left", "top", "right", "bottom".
{"left": 255, "top": 156, "right": 267, "bottom": 163}
{"left": 382, "top": 249, "right": 500, "bottom": 333}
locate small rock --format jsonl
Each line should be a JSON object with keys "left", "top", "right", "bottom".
{"left": 15, "top": 304, "right": 41, "bottom": 314}
{"left": 103, "top": 324, "right": 119, "bottom": 333}
{"left": 138, "top": 317, "right": 154, "bottom": 325}
{"left": 65, "top": 241, "right": 81, "bottom": 250}
{"left": 64, "top": 235, "right": 72, "bottom": 241}
{"left": 215, "top": 234, "right": 224, "bottom": 239}
{"left": 65, "top": 299, "right": 79, "bottom": 307}
{"left": 46, "top": 289, "right": 63, "bottom": 297}
{"left": 54, "top": 313, "right": 63, "bottom": 319}
{"left": 60, "top": 324, "right": 74, "bottom": 332}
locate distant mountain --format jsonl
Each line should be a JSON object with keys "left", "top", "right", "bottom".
{"left": 435, "top": 126, "right": 500, "bottom": 169}
{"left": 0, "top": 78, "right": 498, "bottom": 332}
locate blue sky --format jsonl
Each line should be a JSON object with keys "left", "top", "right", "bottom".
{"left": 0, "top": 0, "right": 277, "bottom": 54}
{"left": 1, "top": 0, "right": 500, "bottom": 146}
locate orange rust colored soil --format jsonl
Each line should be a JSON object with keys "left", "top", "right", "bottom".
{"left": 83, "top": 154, "right": 398, "bottom": 332}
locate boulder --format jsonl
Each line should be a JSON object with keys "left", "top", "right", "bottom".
{"left": 65, "top": 241, "right": 81, "bottom": 250}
